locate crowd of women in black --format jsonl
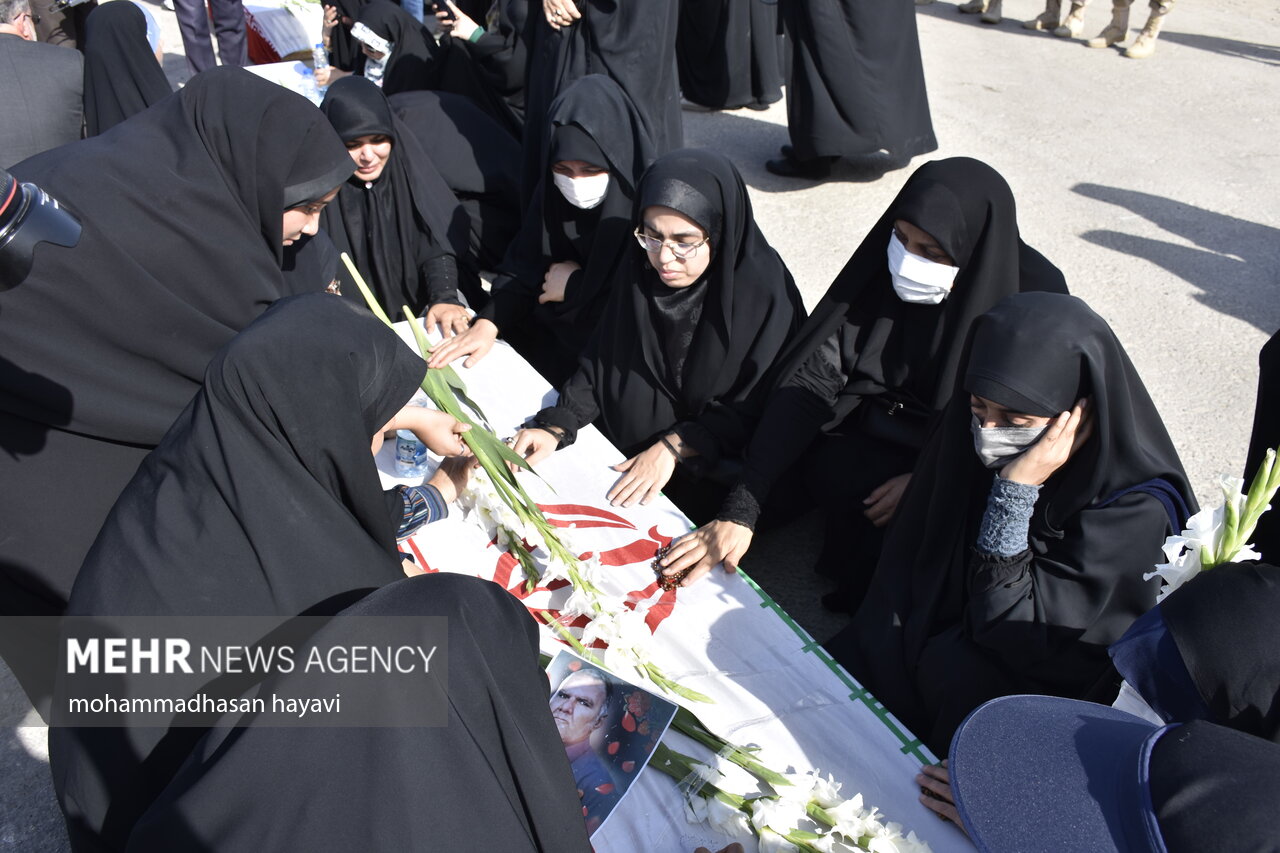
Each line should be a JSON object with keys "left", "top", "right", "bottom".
{"left": 1, "top": 0, "right": 1275, "bottom": 849}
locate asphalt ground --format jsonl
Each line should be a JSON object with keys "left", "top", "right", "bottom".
{"left": 3, "top": 1, "right": 1277, "bottom": 848}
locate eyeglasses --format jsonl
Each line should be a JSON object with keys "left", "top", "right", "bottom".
{"left": 633, "top": 228, "right": 707, "bottom": 260}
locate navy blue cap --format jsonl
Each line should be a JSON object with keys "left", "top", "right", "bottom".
{"left": 948, "top": 695, "right": 1171, "bottom": 853}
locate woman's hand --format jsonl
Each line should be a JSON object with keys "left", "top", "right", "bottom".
{"left": 511, "top": 428, "right": 560, "bottom": 467}
{"left": 607, "top": 442, "right": 677, "bottom": 508}
{"left": 427, "top": 318, "right": 498, "bottom": 369}
{"left": 863, "top": 472, "right": 912, "bottom": 528}
{"left": 314, "top": 66, "right": 351, "bottom": 88}
{"left": 543, "top": 0, "right": 580, "bottom": 30}
{"left": 658, "top": 520, "right": 753, "bottom": 587}
{"left": 539, "top": 261, "right": 581, "bottom": 304}
{"left": 1001, "top": 397, "right": 1094, "bottom": 487}
{"left": 917, "top": 761, "right": 966, "bottom": 833}
{"left": 435, "top": 0, "right": 479, "bottom": 39}
{"left": 385, "top": 407, "right": 472, "bottom": 456}
{"left": 322, "top": 3, "right": 339, "bottom": 36}
{"left": 427, "top": 455, "right": 476, "bottom": 504}
{"left": 424, "top": 302, "right": 471, "bottom": 338}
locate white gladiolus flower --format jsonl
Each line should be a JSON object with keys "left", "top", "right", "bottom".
{"left": 810, "top": 834, "right": 862, "bottom": 853}
{"left": 757, "top": 828, "right": 800, "bottom": 853}
{"left": 579, "top": 604, "right": 649, "bottom": 651}
{"left": 777, "top": 772, "right": 818, "bottom": 805}
{"left": 826, "top": 795, "right": 870, "bottom": 840}
{"left": 749, "top": 797, "right": 808, "bottom": 835}
{"left": 706, "top": 794, "right": 753, "bottom": 838}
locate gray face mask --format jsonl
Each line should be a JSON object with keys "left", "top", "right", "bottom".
{"left": 970, "top": 414, "right": 1048, "bottom": 470}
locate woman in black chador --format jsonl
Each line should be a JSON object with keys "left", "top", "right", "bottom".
{"left": 828, "top": 292, "right": 1197, "bottom": 756}
{"left": 81, "top": 0, "right": 172, "bottom": 136}
{"left": 661, "top": 158, "right": 1066, "bottom": 610}
{"left": 677, "top": 0, "right": 785, "bottom": 111}
{"left": 520, "top": 0, "right": 681, "bottom": 203}
{"left": 0, "top": 68, "right": 353, "bottom": 712}
{"left": 768, "top": 0, "right": 937, "bottom": 179}
{"left": 320, "top": 75, "right": 479, "bottom": 322}
{"left": 389, "top": 88, "right": 524, "bottom": 274}
{"left": 1245, "top": 328, "right": 1280, "bottom": 560}
{"left": 428, "top": 75, "right": 657, "bottom": 385}
{"left": 52, "top": 295, "right": 592, "bottom": 852}
{"left": 510, "top": 149, "right": 806, "bottom": 523}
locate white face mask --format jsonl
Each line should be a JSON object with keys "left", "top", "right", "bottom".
{"left": 553, "top": 172, "right": 609, "bottom": 210}
{"left": 970, "top": 414, "right": 1049, "bottom": 469}
{"left": 887, "top": 233, "right": 959, "bottom": 304}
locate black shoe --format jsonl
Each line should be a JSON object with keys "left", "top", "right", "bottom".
{"left": 765, "top": 153, "right": 836, "bottom": 179}
{"left": 780, "top": 143, "right": 795, "bottom": 160}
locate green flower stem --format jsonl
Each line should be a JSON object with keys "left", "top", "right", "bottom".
{"left": 672, "top": 707, "right": 788, "bottom": 786}
{"left": 650, "top": 743, "right": 748, "bottom": 810}
{"left": 537, "top": 611, "right": 604, "bottom": 667}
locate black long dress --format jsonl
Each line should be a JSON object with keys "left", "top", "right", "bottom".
{"left": 1245, "top": 328, "right": 1280, "bottom": 561}
{"left": 534, "top": 149, "right": 806, "bottom": 522}
{"left": 477, "top": 74, "right": 657, "bottom": 385}
{"left": 390, "top": 89, "right": 524, "bottom": 272}
{"left": 82, "top": 1, "right": 172, "bottom": 136}
{"left": 0, "top": 68, "right": 353, "bottom": 712}
{"left": 52, "top": 294, "right": 591, "bottom": 852}
{"left": 718, "top": 158, "right": 1067, "bottom": 613}
{"left": 319, "top": 76, "right": 477, "bottom": 314}
{"left": 779, "top": 0, "right": 936, "bottom": 162}
{"left": 677, "top": 0, "right": 784, "bottom": 111}
{"left": 828, "top": 292, "right": 1197, "bottom": 755}
{"left": 520, "top": 0, "right": 681, "bottom": 203}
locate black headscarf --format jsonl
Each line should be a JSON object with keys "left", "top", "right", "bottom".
{"left": 479, "top": 75, "right": 658, "bottom": 370}
{"left": 539, "top": 149, "right": 805, "bottom": 461}
{"left": 54, "top": 296, "right": 591, "bottom": 852}
{"left": 1245, "top": 328, "right": 1280, "bottom": 560}
{"left": 779, "top": 0, "right": 935, "bottom": 161}
{"left": 389, "top": 89, "right": 523, "bottom": 271}
{"left": 832, "top": 292, "right": 1197, "bottom": 750}
{"left": 355, "top": 0, "right": 440, "bottom": 95}
{"left": 520, "top": 0, "right": 681, "bottom": 203}
{"left": 778, "top": 157, "right": 1067, "bottom": 427}
{"left": 82, "top": 1, "right": 172, "bottom": 136}
{"left": 0, "top": 68, "right": 353, "bottom": 616}
{"left": 677, "top": 0, "right": 784, "bottom": 110}
{"left": 320, "top": 76, "right": 470, "bottom": 317}
{"left": 1112, "top": 562, "right": 1280, "bottom": 743}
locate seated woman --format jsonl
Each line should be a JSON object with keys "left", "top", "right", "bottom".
{"left": 0, "top": 67, "right": 353, "bottom": 712}
{"left": 509, "top": 148, "right": 805, "bottom": 523}
{"left": 428, "top": 74, "right": 657, "bottom": 385}
{"left": 320, "top": 75, "right": 478, "bottom": 324}
{"left": 660, "top": 158, "right": 1067, "bottom": 610}
{"left": 428, "top": 0, "right": 528, "bottom": 138}
{"left": 52, "top": 294, "right": 592, "bottom": 851}
{"left": 82, "top": 0, "right": 172, "bottom": 136}
{"left": 826, "top": 291, "right": 1197, "bottom": 756}
{"left": 390, "top": 88, "right": 524, "bottom": 275}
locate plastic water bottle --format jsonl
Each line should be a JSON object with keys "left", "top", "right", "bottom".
{"left": 309, "top": 42, "right": 329, "bottom": 103}
{"left": 395, "top": 430, "right": 430, "bottom": 478}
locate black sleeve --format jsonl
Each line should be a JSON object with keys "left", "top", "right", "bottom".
{"left": 465, "top": 27, "right": 526, "bottom": 95}
{"left": 530, "top": 368, "right": 599, "bottom": 448}
{"left": 716, "top": 331, "right": 849, "bottom": 529}
{"left": 423, "top": 254, "right": 463, "bottom": 306}
{"left": 964, "top": 490, "right": 1171, "bottom": 683}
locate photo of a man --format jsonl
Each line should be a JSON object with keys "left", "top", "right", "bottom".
{"left": 550, "top": 667, "right": 620, "bottom": 833}
{"left": 545, "top": 652, "right": 677, "bottom": 837}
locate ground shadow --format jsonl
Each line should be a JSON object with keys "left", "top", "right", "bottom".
{"left": 1158, "top": 30, "right": 1280, "bottom": 66}
{"left": 1073, "top": 182, "right": 1280, "bottom": 333}
{"left": 682, "top": 108, "right": 918, "bottom": 194}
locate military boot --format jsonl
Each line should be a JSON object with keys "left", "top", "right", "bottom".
{"left": 1124, "top": 0, "right": 1171, "bottom": 58}
{"left": 1024, "top": 0, "right": 1062, "bottom": 30}
{"left": 1053, "top": 1, "right": 1088, "bottom": 37}
{"left": 1086, "top": 1, "right": 1131, "bottom": 47}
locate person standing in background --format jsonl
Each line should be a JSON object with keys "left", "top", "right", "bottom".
{"left": 0, "top": 0, "right": 84, "bottom": 168}
{"left": 174, "top": 0, "right": 247, "bottom": 72}
{"left": 769, "top": 0, "right": 936, "bottom": 179}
